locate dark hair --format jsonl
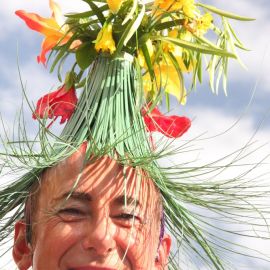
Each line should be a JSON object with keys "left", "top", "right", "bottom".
{"left": 24, "top": 179, "right": 41, "bottom": 244}
{"left": 24, "top": 196, "right": 32, "bottom": 243}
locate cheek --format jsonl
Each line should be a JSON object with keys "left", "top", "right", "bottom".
{"left": 32, "top": 218, "right": 85, "bottom": 269}
{"left": 116, "top": 223, "right": 158, "bottom": 269}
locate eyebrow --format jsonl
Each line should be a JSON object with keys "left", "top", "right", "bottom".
{"left": 56, "top": 191, "right": 92, "bottom": 203}
{"left": 113, "top": 195, "right": 141, "bottom": 208}
{"left": 55, "top": 192, "right": 141, "bottom": 208}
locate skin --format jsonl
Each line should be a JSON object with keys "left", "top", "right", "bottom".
{"left": 13, "top": 147, "right": 171, "bottom": 270}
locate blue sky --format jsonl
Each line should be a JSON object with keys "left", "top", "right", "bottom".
{"left": 0, "top": 0, "right": 270, "bottom": 269}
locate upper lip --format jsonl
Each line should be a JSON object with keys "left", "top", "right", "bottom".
{"left": 70, "top": 267, "right": 117, "bottom": 270}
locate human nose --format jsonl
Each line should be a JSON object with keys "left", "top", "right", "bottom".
{"left": 81, "top": 215, "right": 116, "bottom": 255}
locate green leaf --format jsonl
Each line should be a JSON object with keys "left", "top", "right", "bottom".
{"left": 65, "top": 4, "right": 109, "bottom": 19}
{"left": 141, "top": 41, "right": 154, "bottom": 78}
{"left": 114, "top": 4, "right": 146, "bottom": 54}
{"left": 82, "top": 0, "right": 106, "bottom": 25}
{"left": 49, "top": 48, "right": 67, "bottom": 74}
{"left": 227, "top": 22, "right": 250, "bottom": 51}
{"left": 166, "top": 52, "right": 185, "bottom": 104}
{"left": 64, "top": 71, "right": 76, "bottom": 89}
{"left": 197, "top": 54, "right": 202, "bottom": 84}
{"left": 195, "top": 35, "right": 225, "bottom": 51}
{"left": 76, "top": 43, "right": 97, "bottom": 70}
{"left": 114, "top": 17, "right": 137, "bottom": 54}
{"left": 154, "top": 19, "right": 184, "bottom": 31}
{"left": 153, "top": 36, "right": 237, "bottom": 58}
{"left": 56, "top": 53, "right": 68, "bottom": 82}
{"left": 197, "top": 3, "right": 255, "bottom": 21}
{"left": 223, "top": 17, "right": 246, "bottom": 69}
{"left": 123, "top": 4, "right": 145, "bottom": 46}
{"left": 122, "top": 0, "right": 138, "bottom": 25}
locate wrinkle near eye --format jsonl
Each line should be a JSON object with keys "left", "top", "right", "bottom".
{"left": 49, "top": 200, "right": 91, "bottom": 223}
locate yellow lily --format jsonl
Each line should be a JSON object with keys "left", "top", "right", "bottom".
{"left": 154, "top": 0, "right": 182, "bottom": 13}
{"left": 143, "top": 61, "right": 187, "bottom": 105}
{"left": 163, "top": 29, "right": 194, "bottom": 73}
{"left": 182, "top": 0, "right": 196, "bottom": 18}
{"left": 95, "top": 24, "right": 116, "bottom": 54}
{"left": 195, "top": 13, "right": 213, "bottom": 35}
{"left": 107, "top": 0, "right": 125, "bottom": 14}
{"left": 162, "top": 28, "right": 178, "bottom": 53}
{"left": 15, "top": 0, "right": 78, "bottom": 65}
{"left": 153, "top": 0, "right": 195, "bottom": 18}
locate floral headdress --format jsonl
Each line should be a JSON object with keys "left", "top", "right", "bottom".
{"left": 1, "top": 0, "right": 269, "bottom": 269}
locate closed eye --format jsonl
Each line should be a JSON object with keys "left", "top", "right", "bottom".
{"left": 117, "top": 213, "right": 137, "bottom": 220}
{"left": 59, "top": 208, "right": 85, "bottom": 215}
{"left": 57, "top": 208, "right": 88, "bottom": 222}
{"left": 113, "top": 213, "right": 143, "bottom": 228}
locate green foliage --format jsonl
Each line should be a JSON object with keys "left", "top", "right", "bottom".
{"left": 1, "top": 2, "right": 268, "bottom": 270}
{"left": 1, "top": 56, "right": 270, "bottom": 270}
{"left": 45, "top": 0, "right": 252, "bottom": 100}
{"left": 197, "top": 3, "right": 255, "bottom": 21}
{"left": 76, "top": 42, "right": 97, "bottom": 69}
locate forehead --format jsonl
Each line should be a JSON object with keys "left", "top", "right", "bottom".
{"left": 39, "top": 153, "right": 159, "bottom": 208}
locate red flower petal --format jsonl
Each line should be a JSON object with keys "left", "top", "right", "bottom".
{"left": 33, "top": 84, "right": 78, "bottom": 125}
{"left": 143, "top": 106, "right": 191, "bottom": 138}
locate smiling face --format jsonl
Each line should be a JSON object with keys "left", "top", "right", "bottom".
{"left": 13, "top": 149, "right": 171, "bottom": 270}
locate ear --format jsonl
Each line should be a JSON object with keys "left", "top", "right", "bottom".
{"left": 155, "top": 234, "right": 171, "bottom": 270}
{"left": 13, "top": 220, "right": 32, "bottom": 270}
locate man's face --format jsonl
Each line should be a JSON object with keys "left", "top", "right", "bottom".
{"left": 13, "top": 149, "right": 171, "bottom": 270}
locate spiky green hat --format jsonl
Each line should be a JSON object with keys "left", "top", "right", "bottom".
{"left": 1, "top": 1, "right": 269, "bottom": 269}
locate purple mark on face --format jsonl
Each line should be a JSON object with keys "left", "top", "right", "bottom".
{"left": 158, "top": 209, "right": 165, "bottom": 248}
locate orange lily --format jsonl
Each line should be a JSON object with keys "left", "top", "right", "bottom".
{"left": 15, "top": 0, "right": 75, "bottom": 65}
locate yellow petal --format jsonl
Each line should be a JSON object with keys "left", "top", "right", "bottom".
{"left": 142, "top": 63, "right": 187, "bottom": 104}
{"left": 142, "top": 72, "right": 153, "bottom": 96}
{"left": 163, "top": 29, "right": 179, "bottom": 53}
{"left": 95, "top": 24, "right": 116, "bottom": 54}
{"left": 107, "top": 0, "right": 125, "bottom": 14}
{"left": 182, "top": 0, "right": 195, "bottom": 18}
{"left": 196, "top": 13, "right": 213, "bottom": 35}
{"left": 154, "top": 0, "right": 183, "bottom": 14}
{"left": 138, "top": 50, "right": 146, "bottom": 67}
{"left": 158, "top": 64, "right": 186, "bottom": 104}
{"left": 146, "top": 39, "right": 154, "bottom": 59}
{"left": 49, "top": 0, "right": 64, "bottom": 26}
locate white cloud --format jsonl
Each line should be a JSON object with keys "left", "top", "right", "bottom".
{"left": 2, "top": 0, "right": 270, "bottom": 89}
{"left": 1, "top": 105, "right": 270, "bottom": 269}
{"left": 165, "top": 106, "right": 270, "bottom": 269}
{"left": 165, "top": 106, "right": 270, "bottom": 183}
{"left": 207, "top": 0, "right": 270, "bottom": 90}
{"left": 0, "top": 0, "right": 88, "bottom": 40}
{"left": 0, "top": 0, "right": 270, "bottom": 269}
{"left": 0, "top": 60, "right": 57, "bottom": 134}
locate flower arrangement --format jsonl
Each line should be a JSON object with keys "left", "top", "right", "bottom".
{"left": 16, "top": 0, "right": 252, "bottom": 132}
{"left": 0, "top": 2, "right": 263, "bottom": 270}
